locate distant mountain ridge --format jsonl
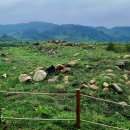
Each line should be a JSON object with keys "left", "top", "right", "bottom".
{"left": 0, "top": 22, "right": 130, "bottom": 42}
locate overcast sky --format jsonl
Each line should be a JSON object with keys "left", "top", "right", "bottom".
{"left": 0, "top": 0, "right": 130, "bottom": 27}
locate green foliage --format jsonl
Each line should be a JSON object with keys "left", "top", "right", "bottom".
{"left": 0, "top": 43, "right": 130, "bottom": 129}
{"left": 106, "top": 42, "right": 116, "bottom": 51}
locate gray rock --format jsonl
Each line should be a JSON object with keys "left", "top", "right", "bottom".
{"left": 48, "top": 76, "right": 59, "bottom": 83}
{"left": 33, "top": 70, "right": 47, "bottom": 81}
{"left": 111, "top": 83, "right": 123, "bottom": 93}
{"left": 19, "top": 74, "right": 32, "bottom": 82}
{"left": 116, "top": 60, "right": 128, "bottom": 69}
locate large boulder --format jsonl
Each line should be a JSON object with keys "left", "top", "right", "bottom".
{"left": 33, "top": 70, "right": 47, "bottom": 81}
{"left": 19, "top": 74, "right": 32, "bottom": 82}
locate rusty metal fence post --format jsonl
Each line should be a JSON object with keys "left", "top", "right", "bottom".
{"left": 76, "top": 89, "right": 80, "bottom": 129}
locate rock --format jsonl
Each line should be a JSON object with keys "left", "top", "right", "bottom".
{"left": 89, "top": 80, "right": 96, "bottom": 85}
{"left": 124, "top": 70, "right": 130, "bottom": 75}
{"left": 123, "top": 55, "right": 130, "bottom": 59}
{"left": 103, "top": 87, "right": 109, "bottom": 92}
{"left": 63, "top": 76, "right": 69, "bottom": 84}
{"left": 106, "top": 73, "right": 115, "bottom": 77}
{"left": 104, "top": 76, "right": 111, "bottom": 80}
{"left": 116, "top": 61, "right": 127, "bottom": 69}
{"left": 126, "top": 81, "right": 130, "bottom": 86}
{"left": 105, "top": 69, "right": 113, "bottom": 73}
{"left": 73, "top": 53, "right": 80, "bottom": 57}
{"left": 61, "top": 67, "right": 71, "bottom": 73}
{"left": 122, "top": 74, "right": 128, "bottom": 81}
{"left": 46, "top": 65, "right": 56, "bottom": 74}
{"left": 35, "top": 67, "right": 44, "bottom": 72}
{"left": 33, "top": 70, "right": 47, "bottom": 81}
{"left": 118, "top": 101, "right": 127, "bottom": 106}
{"left": 67, "top": 61, "right": 77, "bottom": 66}
{"left": 1, "top": 74, "right": 7, "bottom": 78}
{"left": 90, "top": 85, "right": 99, "bottom": 90}
{"left": 86, "top": 65, "right": 92, "bottom": 69}
{"left": 48, "top": 76, "right": 59, "bottom": 83}
{"left": 103, "top": 82, "right": 109, "bottom": 88}
{"left": 111, "top": 83, "right": 123, "bottom": 93}
{"left": 81, "top": 84, "right": 89, "bottom": 89}
{"left": 56, "top": 64, "right": 66, "bottom": 70}
{"left": 19, "top": 74, "right": 32, "bottom": 82}
{"left": 29, "top": 72, "right": 34, "bottom": 75}
{"left": 2, "top": 58, "right": 9, "bottom": 62}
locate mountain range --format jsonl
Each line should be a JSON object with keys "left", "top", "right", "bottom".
{"left": 0, "top": 22, "right": 130, "bottom": 42}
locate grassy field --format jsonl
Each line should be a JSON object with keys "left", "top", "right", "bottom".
{"left": 0, "top": 42, "right": 130, "bottom": 130}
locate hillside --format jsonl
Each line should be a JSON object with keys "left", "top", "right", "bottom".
{"left": 0, "top": 42, "right": 130, "bottom": 130}
{"left": 0, "top": 22, "right": 130, "bottom": 42}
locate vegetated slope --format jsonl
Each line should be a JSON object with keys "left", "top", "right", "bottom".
{"left": 0, "top": 22, "right": 130, "bottom": 42}
{"left": 0, "top": 42, "right": 130, "bottom": 130}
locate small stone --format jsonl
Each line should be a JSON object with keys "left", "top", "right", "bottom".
{"left": 63, "top": 76, "right": 69, "bottom": 84}
{"left": 19, "top": 74, "right": 32, "bottom": 82}
{"left": 126, "top": 81, "right": 130, "bottom": 86}
{"left": 86, "top": 65, "right": 92, "bottom": 69}
{"left": 1, "top": 74, "right": 7, "bottom": 78}
{"left": 90, "top": 85, "right": 99, "bottom": 90}
{"left": 111, "top": 83, "right": 123, "bottom": 93}
{"left": 118, "top": 101, "right": 127, "bottom": 106}
{"left": 106, "top": 73, "right": 115, "bottom": 77}
{"left": 105, "top": 69, "right": 113, "bottom": 73}
{"left": 89, "top": 80, "right": 96, "bottom": 85}
{"left": 123, "top": 55, "right": 130, "bottom": 59}
{"left": 61, "top": 67, "right": 71, "bottom": 73}
{"left": 116, "top": 61, "right": 126, "bottom": 69}
{"left": 56, "top": 64, "right": 66, "bottom": 70}
{"left": 103, "top": 87, "right": 109, "bottom": 92}
{"left": 103, "top": 82, "right": 109, "bottom": 88}
{"left": 35, "top": 67, "right": 44, "bottom": 72}
{"left": 104, "top": 76, "right": 111, "bottom": 80}
{"left": 81, "top": 84, "right": 89, "bottom": 89}
{"left": 29, "top": 72, "right": 34, "bottom": 75}
{"left": 122, "top": 74, "right": 128, "bottom": 81}
{"left": 2, "top": 58, "right": 9, "bottom": 62}
{"left": 48, "top": 76, "right": 59, "bottom": 83}
{"left": 73, "top": 53, "right": 80, "bottom": 57}
{"left": 67, "top": 61, "right": 77, "bottom": 66}
{"left": 33, "top": 70, "right": 47, "bottom": 81}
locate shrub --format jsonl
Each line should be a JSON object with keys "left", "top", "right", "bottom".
{"left": 106, "top": 42, "right": 116, "bottom": 51}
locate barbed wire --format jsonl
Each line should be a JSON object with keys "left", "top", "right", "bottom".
{"left": 81, "top": 119, "right": 128, "bottom": 130}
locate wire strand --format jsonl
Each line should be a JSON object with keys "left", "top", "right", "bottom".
{"left": 81, "top": 119, "right": 128, "bottom": 130}
{"left": 80, "top": 94, "right": 130, "bottom": 107}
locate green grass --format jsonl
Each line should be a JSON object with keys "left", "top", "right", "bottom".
{"left": 0, "top": 42, "right": 130, "bottom": 130}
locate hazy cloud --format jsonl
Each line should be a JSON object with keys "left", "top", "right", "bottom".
{"left": 0, "top": 0, "right": 130, "bottom": 27}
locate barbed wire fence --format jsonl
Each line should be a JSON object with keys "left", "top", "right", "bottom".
{"left": 0, "top": 89, "right": 129, "bottom": 130}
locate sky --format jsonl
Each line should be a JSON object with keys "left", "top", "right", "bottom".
{"left": 0, "top": 0, "right": 130, "bottom": 27}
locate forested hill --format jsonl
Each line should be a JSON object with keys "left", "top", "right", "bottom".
{"left": 0, "top": 22, "right": 130, "bottom": 42}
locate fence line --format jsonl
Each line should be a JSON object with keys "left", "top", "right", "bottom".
{"left": 81, "top": 120, "right": 128, "bottom": 130}
{"left": 0, "top": 90, "right": 129, "bottom": 129}
{"left": 2, "top": 117, "right": 75, "bottom": 121}
{"left": 0, "top": 91, "right": 129, "bottom": 107}
{"left": 0, "top": 91, "right": 75, "bottom": 96}
{"left": 80, "top": 94, "right": 130, "bottom": 107}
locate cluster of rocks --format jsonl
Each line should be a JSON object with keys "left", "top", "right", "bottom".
{"left": 47, "top": 40, "right": 80, "bottom": 46}
{"left": 18, "top": 60, "right": 77, "bottom": 83}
